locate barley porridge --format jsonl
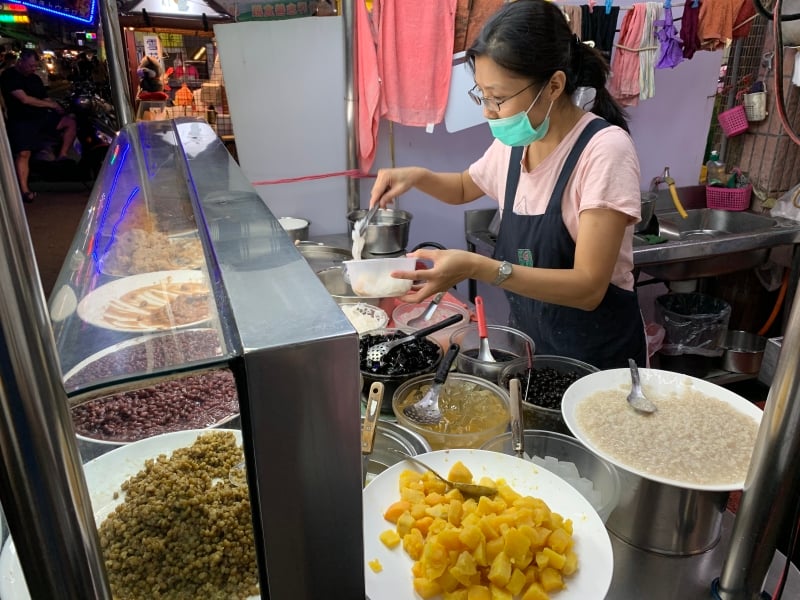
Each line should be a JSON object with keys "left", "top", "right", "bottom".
{"left": 575, "top": 384, "right": 759, "bottom": 486}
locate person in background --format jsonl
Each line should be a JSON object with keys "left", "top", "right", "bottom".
{"left": 0, "top": 49, "right": 77, "bottom": 203}
{"left": 368, "top": 0, "right": 646, "bottom": 370}
{"left": 170, "top": 56, "right": 198, "bottom": 81}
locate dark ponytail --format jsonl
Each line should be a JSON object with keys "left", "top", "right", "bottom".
{"left": 467, "top": 0, "right": 630, "bottom": 132}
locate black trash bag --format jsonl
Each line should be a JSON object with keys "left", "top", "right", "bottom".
{"left": 655, "top": 293, "right": 731, "bottom": 357}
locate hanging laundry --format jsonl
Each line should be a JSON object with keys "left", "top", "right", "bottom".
{"left": 562, "top": 5, "right": 583, "bottom": 38}
{"left": 637, "top": 3, "right": 661, "bottom": 101}
{"left": 732, "top": 0, "right": 757, "bottom": 39}
{"left": 581, "top": 4, "right": 620, "bottom": 62}
{"left": 698, "top": 0, "right": 747, "bottom": 51}
{"left": 654, "top": 5, "right": 683, "bottom": 69}
{"left": 453, "top": 0, "right": 505, "bottom": 54}
{"left": 609, "top": 3, "right": 646, "bottom": 107}
{"left": 680, "top": 0, "right": 701, "bottom": 59}
{"left": 377, "top": 0, "right": 459, "bottom": 127}
{"left": 356, "top": 0, "right": 381, "bottom": 172}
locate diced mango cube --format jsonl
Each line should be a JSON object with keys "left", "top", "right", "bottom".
{"left": 487, "top": 551, "right": 512, "bottom": 587}
{"left": 539, "top": 566, "right": 563, "bottom": 592}
{"left": 367, "top": 558, "right": 382, "bottom": 573}
{"left": 413, "top": 577, "right": 442, "bottom": 599}
{"left": 378, "top": 529, "right": 401, "bottom": 548}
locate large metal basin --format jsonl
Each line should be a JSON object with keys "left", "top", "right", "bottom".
{"left": 658, "top": 209, "right": 776, "bottom": 241}
{"left": 634, "top": 208, "right": 800, "bottom": 281}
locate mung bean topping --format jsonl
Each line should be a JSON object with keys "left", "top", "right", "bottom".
{"left": 98, "top": 431, "right": 259, "bottom": 599}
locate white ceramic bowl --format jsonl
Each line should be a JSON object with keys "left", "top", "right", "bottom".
{"left": 343, "top": 257, "right": 415, "bottom": 298}
{"left": 561, "top": 368, "right": 763, "bottom": 491}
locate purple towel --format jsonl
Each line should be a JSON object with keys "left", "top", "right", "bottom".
{"left": 654, "top": 7, "right": 684, "bottom": 69}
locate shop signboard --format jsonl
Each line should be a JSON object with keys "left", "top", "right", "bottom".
{"left": 236, "top": 0, "right": 310, "bottom": 21}
{"left": 18, "top": 0, "right": 95, "bottom": 24}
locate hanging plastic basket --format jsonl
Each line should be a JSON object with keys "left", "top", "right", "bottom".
{"left": 706, "top": 184, "right": 752, "bottom": 211}
{"left": 743, "top": 91, "right": 767, "bottom": 121}
{"left": 718, "top": 105, "right": 749, "bottom": 137}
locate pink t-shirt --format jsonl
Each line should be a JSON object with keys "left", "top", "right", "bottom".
{"left": 468, "top": 113, "right": 641, "bottom": 291}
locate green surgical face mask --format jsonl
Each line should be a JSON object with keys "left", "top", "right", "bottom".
{"left": 487, "top": 86, "right": 553, "bottom": 147}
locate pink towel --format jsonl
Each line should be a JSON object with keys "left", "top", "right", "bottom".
{"left": 356, "top": 0, "right": 381, "bottom": 172}
{"left": 377, "top": 0, "right": 458, "bottom": 127}
{"left": 609, "top": 4, "right": 646, "bottom": 107}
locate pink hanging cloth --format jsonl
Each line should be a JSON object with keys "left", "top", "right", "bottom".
{"left": 376, "top": 0, "right": 459, "bottom": 127}
{"left": 609, "top": 3, "right": 646, "bottom": 107}
{"left": 356, "top": 0, "right": 381, "bottom": 172}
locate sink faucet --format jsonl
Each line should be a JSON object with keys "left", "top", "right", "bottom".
{"left": 650, "top": 167, "right": 688, "bottom": 219}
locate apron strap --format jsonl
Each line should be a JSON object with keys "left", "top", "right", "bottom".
{"left": 503, "top": 145, "right": 525, "bottom": 212}
{"left": 545, "top": 118, "right": 612, "bottom": 214}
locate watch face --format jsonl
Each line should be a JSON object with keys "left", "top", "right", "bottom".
{"left": 501, "top": 262, "right": 512, "bottom": 275}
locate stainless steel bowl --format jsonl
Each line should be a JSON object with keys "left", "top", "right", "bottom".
{"left": 317, "top": 266, "right": 381, "bottom": 307}
{"left": 721, "top": 329, "right": 767, "bottom": 373}
{"left": 347, "top": 208, "right": 412, "bottom": 255}
{"left": 278, "top": 217, "right": 310, "bottom": 242}
{"left": 636, "top": 193, "right": 657, "bottom": 233}
{"left": 296, "top": 242, "right": 352, "bottom": 272}
{"left": 362, "top": 419, "right": 432, "bottom": 486}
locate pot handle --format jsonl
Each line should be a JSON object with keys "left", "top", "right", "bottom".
{"left": 410, "top": 241, "right": 447, "bottom": 252}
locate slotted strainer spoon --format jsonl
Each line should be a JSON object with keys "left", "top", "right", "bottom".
{"left": 389, "top": 449, "right": 497, "bottom": 499}
{"left": 627, "top": 358, "right": 657, "bottom": 414}
{"left": 475, "top": 296, "right": 496, "bottom": 362}
{"left": 402, "top": 343, "right": 460, "bottom": 425}
{"left": 366, "top": 313, "right": 464, "bottom": 364}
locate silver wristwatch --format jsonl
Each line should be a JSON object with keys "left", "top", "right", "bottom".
{"left": 493, "top": 261, "right": 513, "bottom": 286}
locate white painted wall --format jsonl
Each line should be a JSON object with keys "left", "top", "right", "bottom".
{"left": 216, "top": 12, "right": 723, "bottom": 252}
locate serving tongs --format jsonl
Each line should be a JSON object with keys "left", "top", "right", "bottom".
{"left": 366, "top": 313, "right": 464, "bottom": 364}
{"left": 357, "top": 203, "right": 381, "bottom": 236}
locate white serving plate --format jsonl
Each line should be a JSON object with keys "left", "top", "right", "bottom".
{"left": 0, "top": 429, "right": 259, "bottom": 600}
{"left": 561, "top": 368, "right": 763, "bottom": 492}
{"left": 363, "top": 448, "right": 613, "bottom": 600}
{"left": 76, "top": 270, "right": 211, "bottom": 332}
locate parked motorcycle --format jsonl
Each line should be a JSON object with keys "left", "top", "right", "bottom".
{"left": 28, "top": 81, "right": 117, "bottom": 186}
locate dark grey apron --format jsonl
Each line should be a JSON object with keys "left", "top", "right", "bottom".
{"left": 493, "top": 118, "right": 646, "bottom": 369}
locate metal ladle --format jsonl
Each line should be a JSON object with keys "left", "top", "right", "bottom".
{"left": 475, "top": 296, "right": 496, "bottom": 362}
{"left": 627, "top": 358, "right": 657, "bottom": 414}
{"left": 389, "top": 449, "right": 497, "bottom": 499}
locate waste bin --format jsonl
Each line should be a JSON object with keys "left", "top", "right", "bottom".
{"left": 655, "top": 293, "right": 731, "bottom": 357}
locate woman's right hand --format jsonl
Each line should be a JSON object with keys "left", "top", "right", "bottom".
{"left": 369, "top": 167, "right": 424, "bottom": 208}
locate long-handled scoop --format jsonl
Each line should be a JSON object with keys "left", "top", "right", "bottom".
{"left": 509, "top": 378, "right": 524, "bottom": 459}
{"left": 475, "top": 296, "right": 496, "bottom": 362}
{"left": 362, "top": 381, "right": 384, "bottom": 486}
{"left": 407, "top": 291, "right": 445, "bottom": 328}
{"left": 627, "top": 358, "right": 657, "bottom": 414}
{"left": 402, "top": 343, "right": 460, "bottom": 425}
{"left": 389, "top": 449, "right": 497, "bottom": 499}
{"left": 366, "top": 313, "right": 464, "bottom": 363}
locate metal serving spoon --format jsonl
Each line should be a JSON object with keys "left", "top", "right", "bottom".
{"left": 475, "top": 296, "right": 496, "bottom": 362}
{"left": 389, "top": 450, "right": 497, "bottom": 499}
{"left": 407, "top": 292, "right": 445, "bottom": 328}
{"left": 627, "top": 358, "right": 657, "bottom": 414}
{"left": 366, "top": 313, "right": 464, "bottom": 363}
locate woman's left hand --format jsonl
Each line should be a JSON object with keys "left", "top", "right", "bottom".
{"left": 391, "top": 248, "right": 474, "bottom": 302}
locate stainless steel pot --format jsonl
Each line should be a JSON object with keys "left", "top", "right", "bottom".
{"left": 636, "top": 192, "right": 657, "bottom": 233}
{"left": 606, "top": 469, "right": 729, "bottom": 556}
{"left": 278, "top": 217, "right": 310, "bottom": 242}
{"left": 347, "top": 208, "right": 412, "bottom": 255}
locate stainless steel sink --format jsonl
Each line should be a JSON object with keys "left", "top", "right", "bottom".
{"left": 657, "top": 209, "right": 777, "bottom": 241}
{"left": 633, "top": 208, "right": 800, "bottom": 281}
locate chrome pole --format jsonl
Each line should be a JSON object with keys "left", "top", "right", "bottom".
{"left": 0, "top": 122, "right": 112, "bottom": 596}
{"left": 99, "top": 0, "right": 134, "bottom": 127}
{"left": 342, "top": 0, "right": 360, "bottom": 213}
{"left": 715, "top": 279, "right": 800, "bottom": 599}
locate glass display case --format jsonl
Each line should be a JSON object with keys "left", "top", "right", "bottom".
{"left": 0, "top": 118, "right": 363, "bottom": 598}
